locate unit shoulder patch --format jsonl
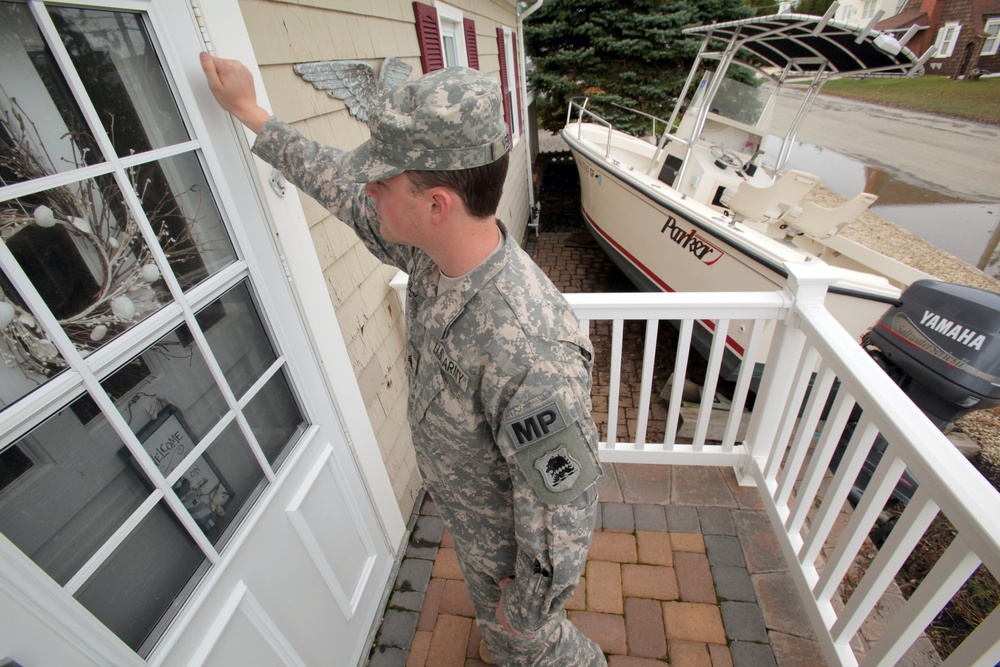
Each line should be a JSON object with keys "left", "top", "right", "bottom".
{"left": 504, "top": 397, "right": 599, "bottom": 505}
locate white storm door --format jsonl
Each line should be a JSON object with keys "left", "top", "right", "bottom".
{"left": 0, "top": 2, "right": 392, "bottom": 666}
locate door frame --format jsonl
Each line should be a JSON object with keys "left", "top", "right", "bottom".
{"left": 187, "top": 0, "right": 406, "bottom": 551}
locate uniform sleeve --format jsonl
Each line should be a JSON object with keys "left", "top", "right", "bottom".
{"left": 251, "top": 117, "right": 413, "bottom": 271}
{"left": 494, "top": 357, "right": 602, "bottom": 636}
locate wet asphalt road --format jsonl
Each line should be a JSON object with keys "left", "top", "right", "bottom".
{"left": 771, "top": 90, "right": 1000, "bottom": 201}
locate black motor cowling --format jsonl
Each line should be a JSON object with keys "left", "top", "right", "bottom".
{"left": 866, "top": 279, "right": 1000, "bottom": 429}
{"left": 836, "top": 279, "right": 1000, "bottom": 506}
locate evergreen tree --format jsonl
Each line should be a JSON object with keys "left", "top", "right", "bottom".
{"left": 524, "top": 0, "right": 753, "bottom": 133}
{"left": 793, "top": 0, "right": 837, "bottom": 16}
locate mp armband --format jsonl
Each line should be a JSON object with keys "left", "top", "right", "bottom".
{"left": 502, "top": 397, "right": 599, "bottom": 505}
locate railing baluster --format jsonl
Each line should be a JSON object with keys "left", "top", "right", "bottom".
{"left": 606, "top": 319, "right": 625, "bottom": 450}
{"left": 799, "top": 415, "right": 884, "bottom": 564}
{"left": 831, "top": 487, "right": 938, "bottom": 643}
{"left": 635, "top": 319, "right": 659, "bottom": 450}
{"left": 776, "top": 363, "right": 836, "bottom": 507}
{"left": 861, "top": 538, "right": 980, "bottom": 667}
{"left": 722, "top": 318, "right": 766, "bottom": 453}
{"left": 939, "top": 604, "right": 1000, "bottom": 666}
{"left": 664, "top": 319, "right": 693, "bottom": 448}
{"left": 693, "top": 319, "right": 729, "bottom": 450}
{"left": 786, "top": 389, "right": 855, "bottom": 537}
{"left": 809, "top": 433, "right": 903, "bottom": 594}
{"left": 763, "top": 343, "right": 820, "bottom": 483}
{"left": 771, "top": 345, "right": 821, "bottom": 480}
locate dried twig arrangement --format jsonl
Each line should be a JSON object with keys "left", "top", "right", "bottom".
{"left": 0, "top": 101, "right": 209, "bottom": 375}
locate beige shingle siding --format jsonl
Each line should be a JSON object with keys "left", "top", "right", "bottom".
{"left": 239, "top": 0, "right": 530, "bottom": 515}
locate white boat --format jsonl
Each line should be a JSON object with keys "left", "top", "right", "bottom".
{"left": 560, "top": 9, "right": 935, "bottom": 378}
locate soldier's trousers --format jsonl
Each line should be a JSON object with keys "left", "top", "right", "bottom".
{"left": 427, "top": 487, "right": 606, "bottom": 667}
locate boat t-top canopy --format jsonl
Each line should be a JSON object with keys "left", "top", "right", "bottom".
{"left": 683, "top": 12, "right": 928, "bottom": 79}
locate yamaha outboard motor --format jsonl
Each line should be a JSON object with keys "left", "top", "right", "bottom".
{"left": 836, "top": 280, "right": 1000, "bottom": 504}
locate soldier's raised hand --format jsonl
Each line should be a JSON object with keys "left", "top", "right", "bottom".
{"left": 199, "top": 52, "right": 271, "bottom": 133}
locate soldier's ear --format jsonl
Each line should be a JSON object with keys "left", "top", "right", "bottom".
{"left": 426, "top": 187, "right": 456, "bottom": 223}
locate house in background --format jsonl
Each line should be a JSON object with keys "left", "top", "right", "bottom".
{"left": 832, "top": 0, "right": 908, "bottom": 27}
{"left": 0, "top": 0, "right": 533, "bottom": 665}
{"left": 876, "top": 0, "right": 1000, "bottom": 76}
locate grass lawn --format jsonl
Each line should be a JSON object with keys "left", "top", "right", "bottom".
{"left": 821, "top": 76, "right": 1000, "bottom": 124}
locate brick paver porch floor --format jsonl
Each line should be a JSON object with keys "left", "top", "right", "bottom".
{"left": 367, "top": 462, "right": 828, "bottom": 667}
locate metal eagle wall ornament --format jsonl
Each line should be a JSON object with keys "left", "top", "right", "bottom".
{"left": 293, "top": 57, "right": 413, "bottom": 121}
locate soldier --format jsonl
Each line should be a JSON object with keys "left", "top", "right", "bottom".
{"left": 200, "top": 52, "right": 606, "bottom": 667}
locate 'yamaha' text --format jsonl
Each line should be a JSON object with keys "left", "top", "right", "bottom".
{"left": 920, "top": 310, "right": 986, "bottom": 350}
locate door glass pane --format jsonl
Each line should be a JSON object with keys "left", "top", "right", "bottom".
{"left": 0, "top": 175, "right": 173, "bottom": 358}
{"left": 0, "top": 2, "right": 104, "bottom": 184}
{"left": 185, "top": 420, "right": 266, "bottom": 547}
{"left": 0, "top": 394, "right": 148, "bottom": 586}
{"left": 0, "top": 267, "right": 68, "bottom": 408}
{"left": 111, "top": 323, "right": 228, "bottom": 455}
{"left": 73, "top": 500, "right": 208, "bottom": 655}
{"left": 203, "top": 282, "right": 276, "bottom": 400}
{"left": 48, "top": 5, "right": 189, "bottom": 156}
{"left": 245, "top": 368, "right": 306, "bottom": 466}
{"left": 130, "top": 153, "right": 237, "bottom": 290}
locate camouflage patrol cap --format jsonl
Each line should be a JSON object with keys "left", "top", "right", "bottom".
{"left": 340, "top": 67, "right": 510, "bottom": 183}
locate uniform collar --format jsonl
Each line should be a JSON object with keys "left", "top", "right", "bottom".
{"left": 416, "top": 221, "right": 512, "bottom": 341}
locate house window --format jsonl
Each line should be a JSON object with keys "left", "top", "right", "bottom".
{"left": 496, "top": 27, "right": 521, "bottom": 144}
{"left": 934, "top": 22, "right": 962, "bottom": 57}
{"left": 412, "top": 1, "right": 480, "bottom": 72}
{"left": 862, "top": 0, "right": 877, "bottom": 20}
{"left": 983, "top": 18, "right": 1000, "bottom": 56}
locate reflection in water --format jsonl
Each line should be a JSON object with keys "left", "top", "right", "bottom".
{"left": 765, "top": 139, "right": 1000, "bottom": 278}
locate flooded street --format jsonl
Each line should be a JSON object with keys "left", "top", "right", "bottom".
{"left": 767, "top": 135, "right": 1000, "bottom": 276}
{"left": 769, "top": 92, "right": 1000, "bottom": 276}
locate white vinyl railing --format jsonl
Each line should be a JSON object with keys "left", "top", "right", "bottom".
{"left": 562, "top": 262, "right": 1000, "bottom": 667}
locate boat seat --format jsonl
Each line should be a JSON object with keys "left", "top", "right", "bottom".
{"left": 781, "top": 192, "right": 878, "bottom": 238}
{"left": 719, "top": 170, "right": 820, "bottom": 223}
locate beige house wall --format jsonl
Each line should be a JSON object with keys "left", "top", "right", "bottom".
{"left": 236, "top": 0, "right": 530, "bottom": 518}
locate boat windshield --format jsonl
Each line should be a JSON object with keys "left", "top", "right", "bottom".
{"left": 689, "top": 72, "right": 768, "bottom": 128}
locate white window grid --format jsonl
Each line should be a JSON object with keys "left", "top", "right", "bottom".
{"left": 435, "top": 2, "right": 467, "bottom": 68}
{"left": 0, "top": 0, "right": 293, "bottom": 589}
{"left": 934, "top": 22, "right": 961, "bottom": 58}
{"left": 983, "top": 18, "right": 1000, "bottom": 56}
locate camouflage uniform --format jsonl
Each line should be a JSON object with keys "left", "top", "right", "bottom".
{"left": 252, "top": 68, "right": 605, "bottom": 666}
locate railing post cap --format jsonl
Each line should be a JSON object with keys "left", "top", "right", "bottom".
{"left": 784, "top": 260, "right": 837, "bottom": 304}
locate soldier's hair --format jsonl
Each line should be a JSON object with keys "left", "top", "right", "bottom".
{"left": 407, "top": 153, "right": 509, "bottom": 219}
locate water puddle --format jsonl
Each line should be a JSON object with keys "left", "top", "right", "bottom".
{"left": 765, "top": 140, "right": 1000, "bottom": 277}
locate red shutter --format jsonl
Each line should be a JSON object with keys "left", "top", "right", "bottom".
{"left": 496, "top": 28, "right": 513, "bottom": 139}
{"left": 413, "top": 2, "right": 444, "bottom": 73}
{"left": 464, "top": 18, "right": 480, "bottom": 70}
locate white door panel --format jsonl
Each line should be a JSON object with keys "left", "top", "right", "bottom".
{"left": 195, "top": 584, "right": 307, "bottom": 667}
{"left": 287, "top": 443, "right": 378, "bottom": 620}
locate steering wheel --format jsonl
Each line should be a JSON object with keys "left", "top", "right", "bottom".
{"left": 711, "top": 145, "right": 741, "bottom": 168}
